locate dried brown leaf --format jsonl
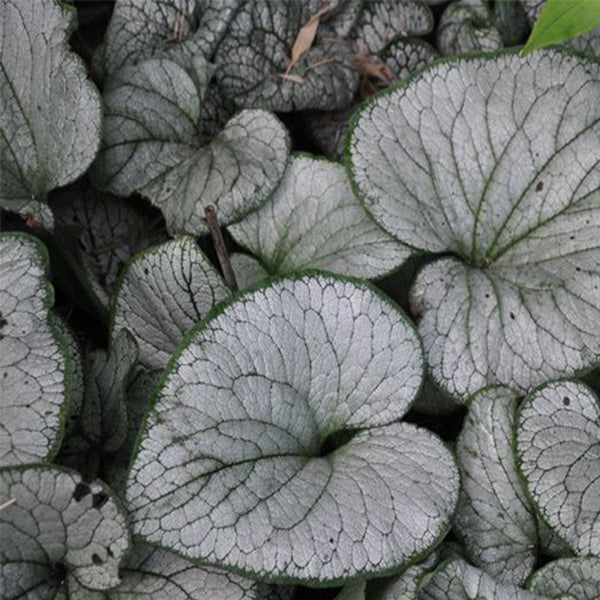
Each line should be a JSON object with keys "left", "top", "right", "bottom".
{"left": 354, "top": 53, "right": 397, "bottom": 99}
{"left": 285, "top": 4, "right": 332, "bottom": 76}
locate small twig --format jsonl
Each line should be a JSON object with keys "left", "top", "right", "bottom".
{"left": 205, "top": 206, "right": 238, "bottom": 291}
{"left": 0, "top": 498, "right": 16, "bottom": 512}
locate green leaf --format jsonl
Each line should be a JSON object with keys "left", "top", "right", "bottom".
{"left": 93, "top": 57, "right": 290, "bottom": 236}
{"left": 229, "top": 155, "right": 412, "bottom": 281}
{"left": 0, "top": 0, "right": 102, "bottom": 228}
{"left": 0, "top": 233, "right": 68, "bottom": 466}
{"left": 0, "top": 464, "right": 130, "bottom": 595}
{"left": 111, "top": 237, "right": 230, "bottom": 371}
{"left": 126, "top": 273, "right": 459, "bottom": 584}
{"left": 527, "top": 557, "right": 600, "bottom": 598}
{"left": 348, "top": 48, "right": 600, "bottom": 399}
{"left": 523, "top": 0, "right": 600, "bottom": 54}
{"left": 516, "top": 380, "right": 600, "bottom": 557}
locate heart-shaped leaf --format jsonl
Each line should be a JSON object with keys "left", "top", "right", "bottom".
{"left": 454, "top": 387, "right": 537, "bottom": 584}
{"left": 213, "top": 0, "right": 358, "bottom": 112}
{"left": 527, "top": 557, "right": 600, "bottom": 599}
{"left": 93, "top": 56, "right": 290, "bottom": 235}
{"left": 0, "top": 233, "right": 68, "bottom": 466}
{"left": 126, "top": 273, "right": 458, "bottom": 584}
{"left": 229, "top": 155, "right": 412, "bottom": 280}
{"left": 0, "top": 0, "right": 102, "bottom": 228}
{"left": 517, "top": 380, "right": 600, "bottom": 557}
{"left": 419, "top": 559, "right": 548, "bottom": 599}
{"left": 112, "top": 237, "right": 230, "bottom": 371}
{"left": 0, "top": 464, "right": 130, "bottom": 595}
{"left": 349, "top": 49, "right": 600, "bottom": 399}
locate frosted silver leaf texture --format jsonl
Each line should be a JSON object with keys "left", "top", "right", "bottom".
{"left": 381, "top": 38, "right": 439, "bottom": 81}
{"left": 527, "top": 557, "right": 600, "bottom": 599}
{"left": 102, "top": 0, "right": 241, "bottom": 76}
{"left": 112, "top": 237, "right": 230, "bottom": 371}
{"left": 419, "top": 559, "right": 548, "bottom": 600}
{"left": 231, "top": 253, "right": 271, "bottom": 289}
{"left": 454, "top": 387, "right": 537, "bottom": 584}
{"left": 368, "top": 553, "right": 438, "bottom": 600}
{"left": 51, "top": 181, "right": 167, "bottom": 301}
{"left": 126, "top": 273, "right": 459, "bottom": 584}
{"left": 437, "top": 1, "right": 503, "bottom": 56}
{"left": 0, "top": 234, "right": 67, "bottom": 466}
{"left": 0, "top": 465, "right": 130, "bottom": 595}
{"left": 93, "top": 57, "right": 290, "bottom": 235}
{"left": 516, "top": 380, "right": 600, "bottom": 557}
{"left": 350, "top": 0, "right": 433, "bottom": 55}
{"left": 213, "top": 0, "right": 358, "bottom": 112}
{"left": 0, "top": 0, "right": 102, "bottom": 228}
{"left": 304, "top": 38, "right": 438, "bottom": 162}
{"left": 66, "top": 543, "right": 276, "bottom": 600}
{"left": 349, "top": 49, "right": 600, "bottom": 398}
{"left": 229, "top": 156, "right": 412, "bottom": 280}
{"left": 57, "top": 329, "right": 138, "bottom": 482}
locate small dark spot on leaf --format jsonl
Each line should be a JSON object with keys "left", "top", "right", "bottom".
{"left": 53, "top": 562, "right": 68, "bottom": 582}
{"left": 563, "top": 397, "right": 570, "bottom": 406}
{"left": 37, "top": 104, "right": 42, "bottom": 111}
{"left": 2, "top": 372, "right": 7, "bottom": 378}
{"left": 93, "top": 492, "right": 109, "bottom": 509}
{"left": 510, "top": 312, "right": 515, "bottom": 320}
{"left": 143, "top": 268, "right": 149, "bottom": 275}
{"left": 569, "top": 235, "right": 575, "bottom": 240}
{"left": 329, "top": 538, "right": 334, "bottom": 544}
{"left": 0, "top": 313, "right": 7, "bottom": 328}
{"left": 536, "top": 181, "right": 544, "bottom": 192}
{"left": 575, "top": 267, "right": 581, "bottom": 272}
{"left": 92, "top": 553, "right": 103, "bottom": 565}
{"left": 73, "top": 482, "right": 91, "bottom": 501}
{"left": 485, "top": 293, "right": 490, "bottom": 298}
{"left": 107, "top": 547, "right": 114, "bottom": 557}
{"left": 45, "top": 410, "right": 53, "bottom": 416}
